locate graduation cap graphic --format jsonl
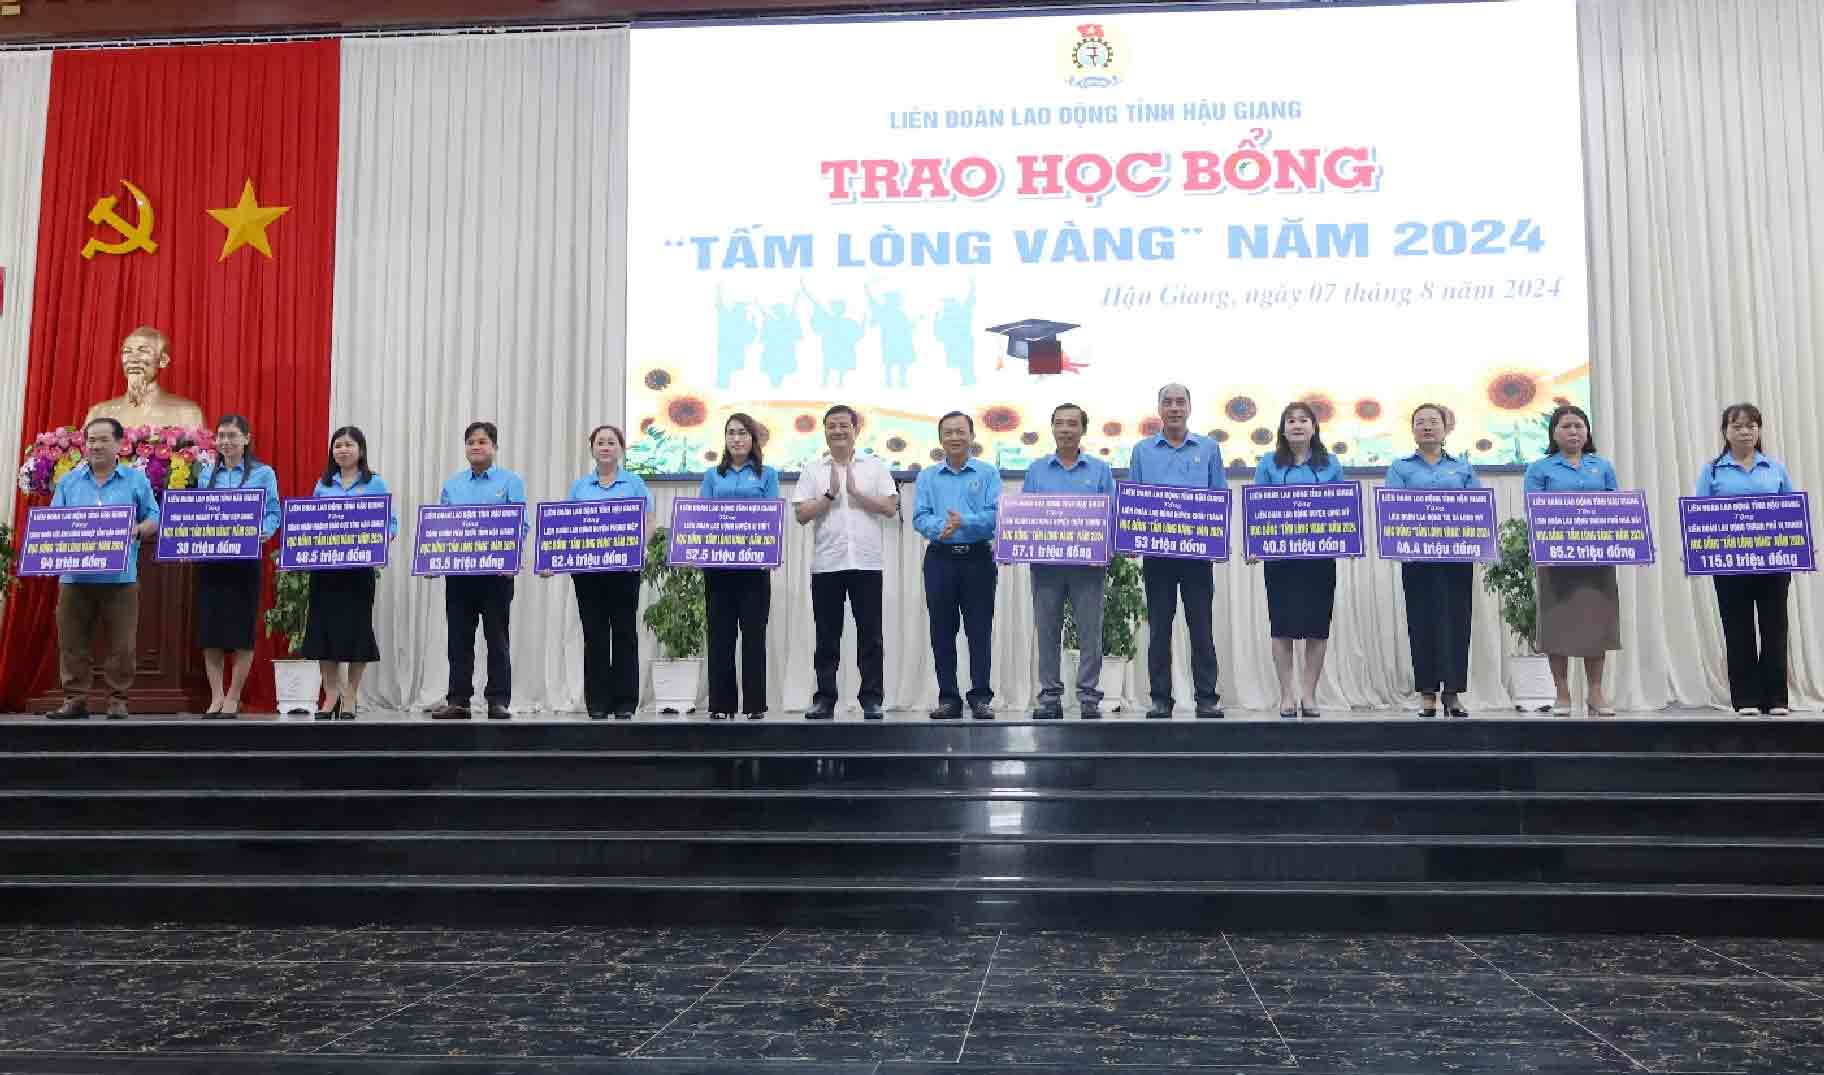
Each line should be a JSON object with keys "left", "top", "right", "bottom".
{"left": 985, "top": 319, "right": 1084, "bottom": 375}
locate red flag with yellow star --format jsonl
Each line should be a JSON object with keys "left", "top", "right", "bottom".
{"left": 1, "top": 41, "right": 338, "bottom": 710}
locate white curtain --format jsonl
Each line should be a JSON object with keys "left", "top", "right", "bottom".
{"left": 0, "top": 53, "right": 50, "bottom": 486}
{"left": 313, "top": 0, "right": 1824, "bottom": 715}
{"left": 329, "top": 30, "right": 628, "bottom": 711}
{"left": 1582, "top": 0, "right": 1824, "bottom": 711}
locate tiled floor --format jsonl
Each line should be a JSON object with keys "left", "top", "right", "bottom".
{"left": 0, "top": 926, "right": 1819, "bottom": 1072}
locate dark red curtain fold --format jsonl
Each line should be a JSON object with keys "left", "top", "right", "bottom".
{"left": 2, "top": 40, "right": 340, "bottom": 709}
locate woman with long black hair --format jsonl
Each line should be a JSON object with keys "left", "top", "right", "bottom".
{"left": 193, "top": 414, "right": 281, "bottom": 717}
{"left": 1696, "top": 402, "right": 1796, "bottom": 715}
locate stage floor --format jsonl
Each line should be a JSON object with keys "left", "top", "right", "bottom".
{"left": 0, "top": 705, "right": 1802, "bottom": 723}
{"left": 0, "top": 924, "right": 1818, "bottom": 1073}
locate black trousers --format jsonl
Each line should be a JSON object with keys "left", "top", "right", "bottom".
{"left": 1401, "top": 562, "right": 1473, "bottom": 694}
{"left": 446, "top": 575, "right": 514, "bottom": 706}
{"left": 706, "top": 569, "right": 770, "bottom": 714}
{"left": 575, "top": 570, "right": 642, "bottom": 714}
{"left": 923, "top": 543, "right": 997, "bottom": 706}
{"left": 1142, "top": 557, "right": 1219, "bottom": 707}
{"left": 810, "top": 569, "right": 884, "bottom": 708}
{"left": 1714, "top": 572, "right": 1791, "bottom": 711}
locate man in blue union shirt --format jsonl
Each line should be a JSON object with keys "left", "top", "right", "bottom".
{"left": 912, "top": 411, "right": 1001, "bottom": 719}
{"left": 47, "top": 418, "right": 160, "bottom": 719}
{"left": 1022, "top": 402, "right": 1116, "bottom": 720}
{"left": 429, "top": 421, "right": 528, "bottom": 721}
{"left": 1127, "top": 383, "right": 1226, "bottom": 719}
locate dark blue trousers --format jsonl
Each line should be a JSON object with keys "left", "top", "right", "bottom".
{"left": 924, "top": 542, "right": 997, "bottom": 706}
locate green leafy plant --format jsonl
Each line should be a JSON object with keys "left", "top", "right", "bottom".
{"left": 262, "top": 550, "right": 311, "bottom": 656}
{"left": 1482, "top": 518, "right": 1538, "bottom": 654}
{"left": 1062, "top": 553, "right": 1145, "bottom": 660}
{"left": 0, "top": 522, "right": 17, "bottom": 615}
{"left": 641, "top": 527, "right": 705, "bottom": 659}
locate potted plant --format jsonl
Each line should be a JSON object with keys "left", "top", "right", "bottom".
{"left": 1061, "top": 553, "right": 1144, "bottom": 712}
{"left": 0, "top": 522, "right": 17, "bottom": 623}
{"left": 1482, "top": 517, "right": 1553, "bottom": 709}
{"left": 262, "top": 551, "right": 321, "bottom": 715}
{"left": 641, "top": 527, "right": 705, "bottom": 714}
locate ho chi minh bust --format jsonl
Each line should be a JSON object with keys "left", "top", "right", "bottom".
{"left": 84, "top": 326, "right": 205, "bottom": 431}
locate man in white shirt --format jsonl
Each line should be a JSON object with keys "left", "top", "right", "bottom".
{"left": 793, "top": 404, "right": 899, "bottom": 719}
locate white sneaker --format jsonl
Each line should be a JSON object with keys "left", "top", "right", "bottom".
{"left": 1769, "top": 707, "right": 1791, "bottom": 716}
{"left": 1737, "top": 707, "right": 1761, "bottom": 715}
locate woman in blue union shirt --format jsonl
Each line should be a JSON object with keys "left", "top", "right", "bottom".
{"left": 300, "top": 426, "right": 396, "bottom": 720}
{"left": 1385, "top": 403, "right": 1481, "bottom": 719}
{"left": 1523, "top": 404, "right": 1620, "bottom": 716}
{"left": 1253, "top": 402, "right": 1346, "bottom": 719}
{"left": 699, "top": 413, "right": 780, "bottom": 720}
{"left": 1696, "top": 402, "right": 1796, "bottom": 715}
{"left": 193, "top": 415, "right": 282, "bottom": 718}
{"left": 567, "top": 424, "right": 653, "bottom": 720}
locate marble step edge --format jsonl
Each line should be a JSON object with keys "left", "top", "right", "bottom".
{"left": 5, "top": 874, "right": 1824, "bottom": 896}
{"left": 5, "top": 749, "right": 1821, "bottom": 760}
{"left": 4, "top": 787, "right": 1822, "bottom": 801}
{"left": 5, "top": 829, "right": 1823, "bottom": 848}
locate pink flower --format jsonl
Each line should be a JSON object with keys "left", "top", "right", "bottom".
{"left": 136, "top": 443, "right": 152, "bottom": 458}
{"left": 154, "top": 445, "right": 171, "bottom": 460}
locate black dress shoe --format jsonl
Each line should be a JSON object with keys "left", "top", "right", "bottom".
{"left": 805, "top": 702, "right": 836, "bottom": 720}
{"left": 746, "top": 711, "right": 767, "bottom": 721}
{"left": 1418, "top": 707, "right": 1439, "bottom": 719}
{"left": 613, "top": 711, "right": 634, "bottom": 720}
{"left": 1032, "top": 704, "right": 1064, "bottom": 720}
{"left": 969, "top": 702, "right": 995, "bottom": 720}
{"left": 1446, "top": 706, "right": 1470, "bottom": 719}
{"left": 1145, "top": 703, "right": 1174, "bottom": 720}
{"left": 430, "top": 702, "right": 471, "bottom": 720}
{"left": 708, "top": 712, "right": 733, "bottom": 721}
{"left": 861, "top": 704, "right": 884, "bottom": 721}
{"left": 928, "top": 702, "right": 963, "bottom": 720}
{"left": 1194, "top": 703, "right": 1225, "bottom": 719}
{"left": 1078, "top": 704, "right": 1103, "bottom": 721}
{"left": 45, "top": 701, "right": 88, "bottom": 720}
{"left": 487, "top": 704, "right": 512, "bottom": 720}
{"left": 588, "top": 710, "right": 610, "bottom": 720}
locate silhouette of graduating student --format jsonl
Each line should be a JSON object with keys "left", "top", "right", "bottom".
{"left": 802, "top": 281, "right": 867, "bottom": 388}
{"left": 758, "top": 296, "right": 804, "bottom": 387}
{"left": 933, "top": 279, "right": 979, "bottom": 387}
{"left": 866, "top": 280, "right": 923, "bottom": 388}
{"left": 714, "top": 285, "right": 759, "bottom": 389}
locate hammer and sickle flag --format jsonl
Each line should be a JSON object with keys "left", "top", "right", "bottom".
{"left": 80, "top": 179, "right": 157, "bottom": 260}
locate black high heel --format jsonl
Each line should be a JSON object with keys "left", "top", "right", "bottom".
{"left": 314, "top": 696, "right": 337, "bottom": 721}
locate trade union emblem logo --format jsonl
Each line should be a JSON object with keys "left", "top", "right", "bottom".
{"left": 1061, "top": 22, "right": 1127, "bottom": 90}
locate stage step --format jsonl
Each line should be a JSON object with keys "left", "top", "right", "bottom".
{"left": 2, "top": 718, "right": 1820, "bottom": 931}
{"left": 5, "top": 830, "right": 1822, "bottom": 885}
{"left": 2, "top": 874, "right": 1820, "bottom": 934}
{"left": 4, "top": 749, "right": 1819, "bottom": 792}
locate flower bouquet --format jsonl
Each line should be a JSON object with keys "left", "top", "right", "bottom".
{"left": 17, "top": 425, "right": 216, "bottom": 500}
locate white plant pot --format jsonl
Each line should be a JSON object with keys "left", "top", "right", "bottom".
{"left": 1507, "top": 654, "right": 1556, "bottom": 706}
{"left": 1061, "top": 650, "right": 1127, "bottom": 712}
{"left": 1098, "top": 657, "right": 1129, "bottom": 712}
{"left": 273, "top": 659, "right": 322, "bottom": 716}
{"left": 651, "top": 658, "right": 702, "bottom": 715}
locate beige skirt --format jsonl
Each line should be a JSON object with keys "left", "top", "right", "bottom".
{"left": 1535, "top": 566, "right": 1621, "bottom": 657}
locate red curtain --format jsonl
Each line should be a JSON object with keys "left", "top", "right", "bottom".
{"left": 1, "top": 41, "right": 339, "bottom": 710}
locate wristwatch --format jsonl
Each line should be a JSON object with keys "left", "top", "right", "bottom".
{"left": 823, "top": 488, "right": 837, "bottom": 501}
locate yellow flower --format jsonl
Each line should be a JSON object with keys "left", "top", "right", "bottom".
{"left": 167, "top": 456, "right": 192, "bottom": 490}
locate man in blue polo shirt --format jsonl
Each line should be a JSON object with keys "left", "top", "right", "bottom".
{"left": 1129, "top": 383, "right": 1226, "bottom": 719}
{"left": 430, "top": 421, "right": 528, "bottom": 721}
{"left": 912, "top": 411, "right": 1001, "bottom": 719}
{"left": 48, "top": 418, "right": 160, "bottom": 719}
{"left": 1023, "top": 402, "right": 1116, "bottom": 720}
